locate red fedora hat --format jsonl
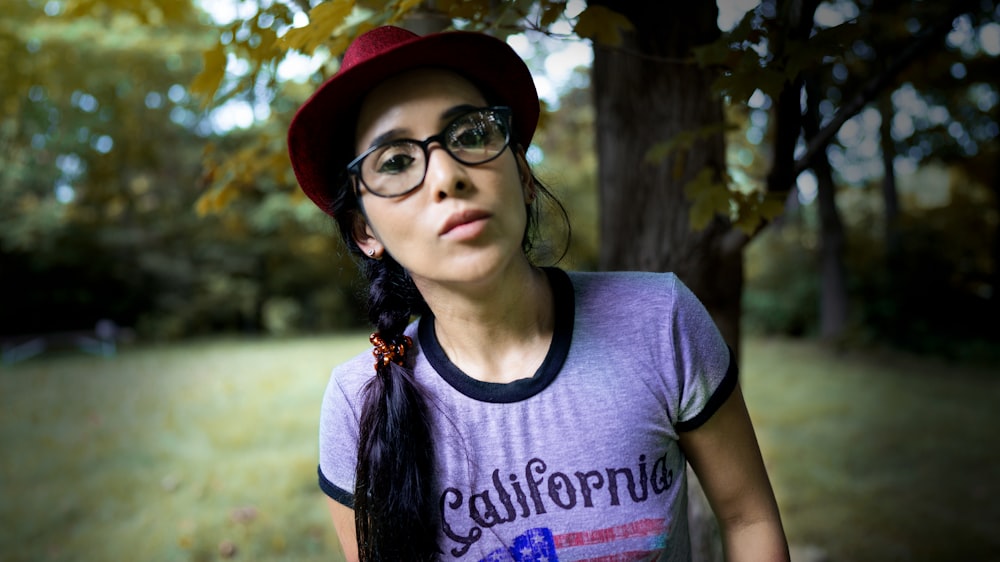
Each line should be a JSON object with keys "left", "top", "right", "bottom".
{"left": 287, "top": 25, "right": 539, "bottom": 217}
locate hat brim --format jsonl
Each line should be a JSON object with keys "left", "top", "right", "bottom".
{"left": 287, "top": 31, "right": 539, "bottom": 217}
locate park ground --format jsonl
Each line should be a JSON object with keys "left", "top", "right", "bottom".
{"left": 1, "top": 334, "right": 998, "bottom": 561}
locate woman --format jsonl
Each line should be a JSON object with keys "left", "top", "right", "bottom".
{"left": 287, "top": 25, "right": 788, "bottom": 562}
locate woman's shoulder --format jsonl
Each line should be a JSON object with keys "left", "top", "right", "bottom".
{"left": 562, "top": 269, "right": 703, "bottom": 324}
{"left": 325, "top": 342, "right": 382, "bottom": 404}
{"left": 565, "top": 269, "right": 682, "bottom": 295}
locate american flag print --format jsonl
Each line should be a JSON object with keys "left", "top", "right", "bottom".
{"left": 477, "top": 518, "right": 667, "bottom": 562}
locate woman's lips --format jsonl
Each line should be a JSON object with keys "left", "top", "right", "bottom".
{"left": 439, "top": 209, "right": 492, "bottom": 237}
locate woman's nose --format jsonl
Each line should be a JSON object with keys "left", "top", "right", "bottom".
{"left": 424, "top": 145, "right": 470, "bottom": 201}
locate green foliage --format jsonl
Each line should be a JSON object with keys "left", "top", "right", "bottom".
{"left": 9, "top": 0, "right": 999, "bottom": 352}
{"left": 531, "top": 77, "right": 599, "bottom": 270}
{"left": 744, "top": 172, "right": 1000, "bottom": 361}
{"left": 844, "top": 176, "right": 999, "bottom": 361}
{"left": 743, "top": 218, "right": 821, "bottom": 337}
{"left": 572, "top": 4, "right": 633, "bottom": 47}
{"left": 2, "top": 0, "right": 368, "bottom": 339}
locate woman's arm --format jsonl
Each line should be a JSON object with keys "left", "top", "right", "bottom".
{"left": 326, "top": 497, "right": 359, "bottom": 562}
{"left": 678, "top": 383, "right": 790, "bottom": 562}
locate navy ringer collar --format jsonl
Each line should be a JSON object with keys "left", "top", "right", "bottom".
{"left": 418, "top": 267, "right": 574, "bottom": 403}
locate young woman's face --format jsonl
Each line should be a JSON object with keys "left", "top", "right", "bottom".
{"left": 352, "top": 68, "right": 532, "bottom": 291}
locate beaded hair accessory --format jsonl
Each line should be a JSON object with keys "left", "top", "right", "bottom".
{"left": 370, "top": 332, "right": 413, "bottom": 370}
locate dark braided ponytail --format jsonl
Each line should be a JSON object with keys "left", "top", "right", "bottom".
{"left": 354, "top": 255, "right": 437, "bottom": 560}
{"left": 330, "top": 181, "right": 438, "bottom": 560}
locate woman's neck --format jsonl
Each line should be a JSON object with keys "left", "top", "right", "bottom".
{"left": 416, "top": 260, "right": 555, "bottom": 384}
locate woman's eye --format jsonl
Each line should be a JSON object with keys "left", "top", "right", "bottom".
{"left": 376, "top": 153, "right": 415, "bottom": 174}
{"left": 455, "top": 127, "right": 489, "bottom": 147}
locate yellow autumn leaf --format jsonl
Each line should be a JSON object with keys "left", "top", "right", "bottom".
{"left": 195, "top": 191, "right": 215, "bottom": 216}
{"left": 250, "top": 27, "right": 280, "bottom": 60}
{"left": 573, "top": 5, "right": 634, "bottom": 47}
{"left": 732, "top": 211, "right": 761, "bottom": 235}
{"left": 154, "top": 0, "right": 192, "bottom": 24}
{"left": 672, "top": 150, "right": 687, "bottom": 181}
{"left": 758, "top": 194, "right": 787, "bottom": 220}
{"left": 280, "top": 0, "right": 355, "bottom": 55}
{"left": 684, "top": 168, "right": 730, "bottom": 231}
{"left": 312, "top": 1, "right": 356, "bottom": 30}
{"left": 189, "top": 43, "right": 227, "bottom": 106}
{"left": 689, "top": 194, "right": 716, "bottom": 231}
{"left": 216, "top": 183, "right": 240, "bottom": 209}
{"left": 394, "top": 0, "right": 424, "bottom": 15}
{"left": 646, "top": 131, "right": 695, "bottom": 165}
{"left": 646, "top": 123, "right": 733, "bottom": 165}
{"left": 327, "top": 32, "right": 353, "bottom": 59}
{"left": 62, "top": 0, "right": 99, "bottom": 19}
{"left": 438, "top": 0, "right": 482, "bottom": 20}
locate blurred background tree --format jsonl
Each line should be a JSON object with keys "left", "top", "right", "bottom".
{"left": 1, "top": 0, "right": 362, "bottom": 339}
{"left": 3, "top": 0, "right": 998, "bottom": 363}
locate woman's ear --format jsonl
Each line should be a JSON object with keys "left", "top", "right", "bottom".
{"left": 351, "top": 213, "right": 384, "bottom": 259}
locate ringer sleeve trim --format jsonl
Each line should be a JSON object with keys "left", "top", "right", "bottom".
{"left": 675, "top": 346, "right": 739, "bottom": 433}
{"left": 318, "top": 465, "right": 354, "bottom": 508}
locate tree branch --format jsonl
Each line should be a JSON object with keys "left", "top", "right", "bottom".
{"left": 790, "top": 8, "right": 974, "bottom": 179}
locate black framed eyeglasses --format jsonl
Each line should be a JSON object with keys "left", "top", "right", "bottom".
{"left": 347, "top": 106, "right": 513, "bottom": 198}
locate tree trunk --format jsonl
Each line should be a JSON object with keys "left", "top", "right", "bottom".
{"left": 990, "top": 154, "right": 1000, "bottom": 318}
{"left": 590, "top": 3, "right": 732, "bottom": 560}
{"left": 804, "top": 79, "right": 849, "bottom": 340}
{"left": 879, "top": 93, "right": 901, "bottom": 262}
{"left": 591, "top": 0, "right": 742, "bottom": 357}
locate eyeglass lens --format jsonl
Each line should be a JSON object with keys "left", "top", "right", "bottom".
{"left": 356, "top": 108, "right": 510, "bottom": 197}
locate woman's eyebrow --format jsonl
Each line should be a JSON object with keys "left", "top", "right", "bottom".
{"left": 366, "top": 104, "right": 481, "bottom": 148}
{"left": 367, "top": 128, "right": 407, "bottom": 149}
{"left": 440, "top": 104, "right": 479, "bottom": 121}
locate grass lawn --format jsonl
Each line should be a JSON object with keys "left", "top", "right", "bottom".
{"left": 1, "top": 333, "right": 998, "bottom": 561}
{"left": 741, "top": 339, "right": 1000, "bottom": 562}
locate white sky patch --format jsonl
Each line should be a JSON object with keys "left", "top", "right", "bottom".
{"left": 197, "top": 0, "right": 258, "bottom": 24}
{"left": 813, "top": 1, "right": 859, "bottom": 28}
{"left": 796, "top": 169, "right": 818, "bottom": 205}
{"left": 507, "top": 34, "right": 535, "bottom": 60}
{"left": 747, "top": 89, "right": 769, "bottom": 109}
{"left": 717, "top": 0, "right": 760, "bottom": 31}
{"left": 544, "top": 41, "right": 592, "bottom": 86}
{"left": 979, "top": 22, "right": 1000, "bottom": 56}
{"left": 93, "top": 135, "right": 114, "bottom": 154}
{"left": 55, "top": 181, "right": 76, "bottom": 204}
{"left": 211, "top": 100, "right": 255, "bottom": 132}
{"left": 226, "top": 52, "right": 250, "bottom": 77}
{"left": 508, "top": 29, "right": 591, "bottom": 107}
{"left": 277, "top": 51, "right": 326, "bottom": 82}
{"left": 564, "top": 0, "right": 587, "bottom": 18}
{"left": 946, "top": 16, "right": 977, "bottom": 56}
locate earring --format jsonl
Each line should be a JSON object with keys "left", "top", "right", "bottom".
{"left": 367, "top": 249, "right": 376, "bottom": 257}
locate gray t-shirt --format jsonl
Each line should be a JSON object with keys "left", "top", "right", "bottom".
{"left": 318, "top": 269, "right": 736, "bottom": 561}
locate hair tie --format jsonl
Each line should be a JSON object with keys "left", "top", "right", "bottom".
{"left": 370, "top": 332, "right": 412, "bottom": 370}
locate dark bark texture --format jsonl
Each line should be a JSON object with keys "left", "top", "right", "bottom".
{"left": 591, "top": 0, "right": 743, "bottom": 359}
{"left": 804, "top": 78, "right": 849, "bottom": 340}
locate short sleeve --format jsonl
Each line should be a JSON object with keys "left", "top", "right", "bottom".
{"left": 317, "top": 353, "right": 372, "bottom": 508}
{"left": 666, "top": 275, "right": 738, "bottom": 432}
